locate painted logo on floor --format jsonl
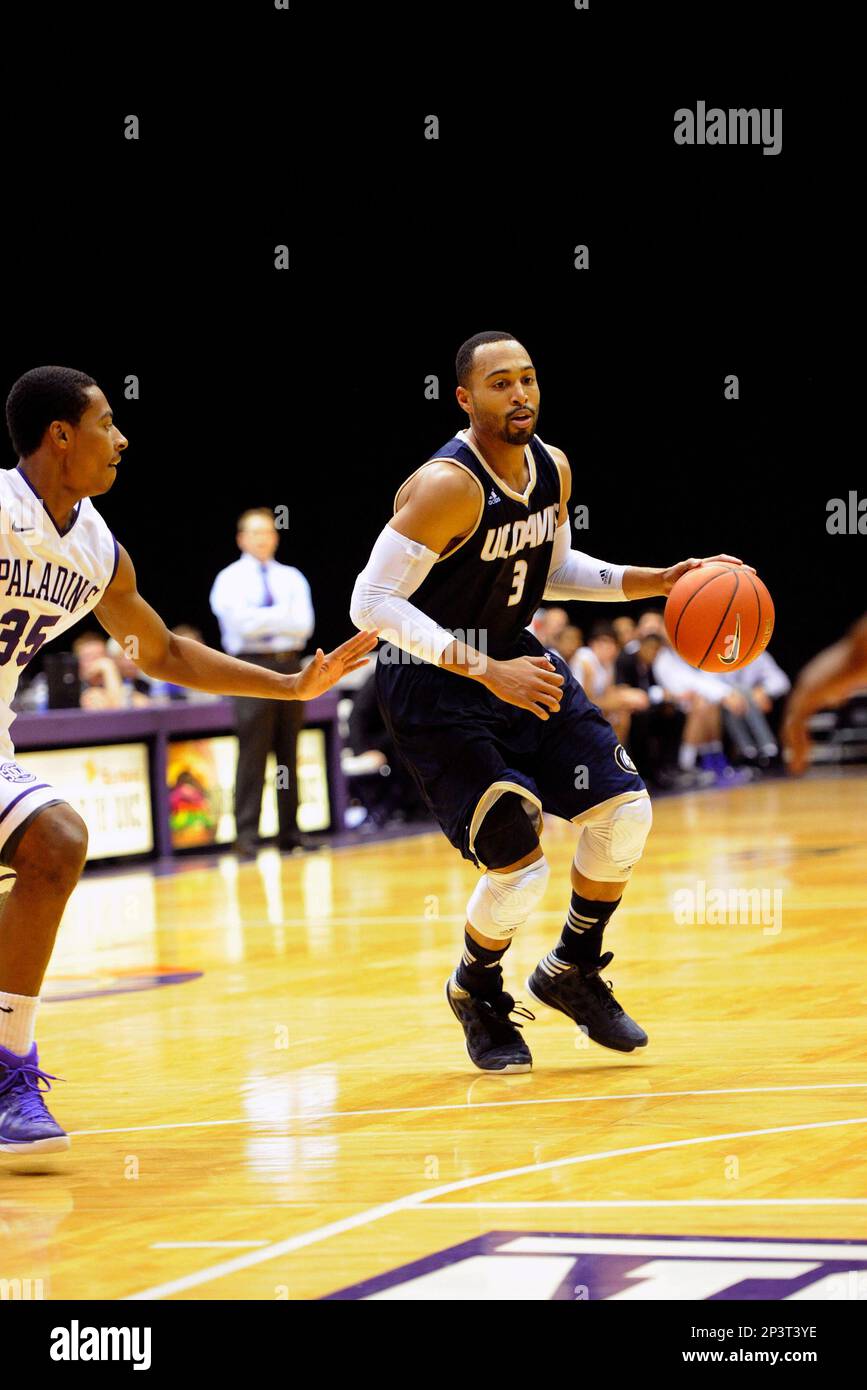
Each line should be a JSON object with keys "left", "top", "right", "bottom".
{"left": 323, "top": 1232, "right": 867, "bottom": 1300}
{"left": 43, "top": 968, "right": 203, "bottom": 1003}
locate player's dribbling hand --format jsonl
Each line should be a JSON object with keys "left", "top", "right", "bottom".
{"left": 660, "top": 554, "right": 756, "bottom": 595}
{"left": 291, "top": 630, "right": 379, "bottom": 701}
{"left": 481, "top": 655, "right": 565, "bottom": 720}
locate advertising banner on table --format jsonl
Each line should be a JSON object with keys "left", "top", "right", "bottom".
{"left": 15, "top": 742, "right": 153, "bottom": 859}
{"left": 167, "top": 730, "right": 330, "bottom": 849}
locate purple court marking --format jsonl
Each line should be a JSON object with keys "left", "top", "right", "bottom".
{"left": 323, "top": 1231, "right": 867, "bottom": 1301}
{"left": 43, "top": 969, "right": 203, "bottom": 1002}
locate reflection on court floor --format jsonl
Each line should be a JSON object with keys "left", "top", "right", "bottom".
{"left": 2, "top": 773, "right": 866, "bottom": 1301}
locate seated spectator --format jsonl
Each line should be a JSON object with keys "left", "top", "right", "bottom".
{"left": 716, "top": 649, "right": 791, "bottom": 766}
{"left": 528, "top": 605, "right": 569, "bottom": 649}
{"left": 612, "top": 615, "right": 636, "bottom": 651}
{"left": 616, "top": 610, "right": 773, "bottom": 788}
{"left": 73, "top": 632, "right": 129, "bottom": 710}
{"left": 622, "top": 608, "right": 665, "bottom": 653}
{"left": 615, "top": 620, "right": 678, "bottom": 786}
{"left": 105, "top": 637, "right": 152, "bottom": 707}
{"left": 552, "top": 623, "right": 583, "bottom": 665}
{"left": 572, "top": 621, "right": 650, "bottom": 745}
{"left": 648, "top": 625, "right": 752, "bottom": 786}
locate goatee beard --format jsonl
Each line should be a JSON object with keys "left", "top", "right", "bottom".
{"left": 501, "top": 420, "right": 533, "bottom": 443}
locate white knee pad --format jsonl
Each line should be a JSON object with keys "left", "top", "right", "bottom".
{"left": 466, "top": 855, "right": 550, "bottom": 941}
{"left": 574, "top": 793, "right": 652, "bottom": 883}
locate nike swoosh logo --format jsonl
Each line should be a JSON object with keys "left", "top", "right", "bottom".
{"left": 11, "top": 524, "right": 34, "bottom": 532}
{"left": 0, "top": 1005, "right": 13, "bottom": 1013}
{"left": 718, "top": 612, "right": 742, "bottom": 665}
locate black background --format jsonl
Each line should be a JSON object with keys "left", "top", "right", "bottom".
{"left": 0, "top": 8, "right": 857, "bottom": 689}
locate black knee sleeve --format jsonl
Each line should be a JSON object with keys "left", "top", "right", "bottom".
{"left": 474, "top": 792, "right": 540, "bottom": 870}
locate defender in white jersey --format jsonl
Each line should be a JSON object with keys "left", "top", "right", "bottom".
{"left": 0, "top": 366, "right": 376, "bottom": 1159}
{"left": 0, "top": 465, "right": 119, "bottom": 776}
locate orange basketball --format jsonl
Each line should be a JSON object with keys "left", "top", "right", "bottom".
{"left": 664, "top": 563, "right": 775, "bottom": 672}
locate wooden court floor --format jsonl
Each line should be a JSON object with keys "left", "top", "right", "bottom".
{"left": 2, "top": 772, "right": 866, "bottom": 1301}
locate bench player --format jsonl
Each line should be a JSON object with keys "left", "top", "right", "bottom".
{"left": 350, "top": 331, "right": 751, "bottom": 1072}
{"left": 0, "top": 365, "right": 376, "bottom": 1156}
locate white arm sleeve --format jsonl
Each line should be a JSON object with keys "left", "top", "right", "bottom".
{"left": 349, "top": 524, "right": 456, "bottom": 665}
{"left": 543, "top": 522, "right": 627, "bottom": 602}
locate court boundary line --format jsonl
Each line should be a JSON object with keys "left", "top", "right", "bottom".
{"left": 150, "top": 1241, "right": 271, "bottom": 1249}
{"left": 424, "top": 1198, "right": 867, "bottom": 1209}
{"left": 124, "top": 1113, "right": 867, "bottom": 1300}
{"left": 72, "top": 1080, "right": 867, "bottom": 1138}
{"left": 132, "top": 898, "right": 867, "bottom": 930}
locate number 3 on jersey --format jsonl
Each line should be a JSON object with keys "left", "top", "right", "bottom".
{"left": 507, "top": 558, "right": 528, "bottom": 607}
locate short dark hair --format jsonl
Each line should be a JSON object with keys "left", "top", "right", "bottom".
{"left": 589, "top": 621, "right": 617, "bottom": 643}
{"left": 455, "top": 331, "right": 517, "bottom": 388}
{"left": 6, "top": 365, "right": 97, "bottom": 459}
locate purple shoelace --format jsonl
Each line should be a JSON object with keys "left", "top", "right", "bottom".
{"left": 0, "top": 1056, "right": 62, "bottom": 1122}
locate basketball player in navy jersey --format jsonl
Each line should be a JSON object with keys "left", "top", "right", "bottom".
{"left": 351, "top": 332, "right": 752, "bottom": 1072}
{"left": 0, "top": 366, "right": 376, "bottom": 1156}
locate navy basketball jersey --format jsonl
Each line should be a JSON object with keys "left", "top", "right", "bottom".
{"left": 392, "top": 428, "right": 562, "bottom": 660}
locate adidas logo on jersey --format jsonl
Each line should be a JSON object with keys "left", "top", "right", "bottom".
{"left": 488, "top": 488, "right": 501, "bottom": 506}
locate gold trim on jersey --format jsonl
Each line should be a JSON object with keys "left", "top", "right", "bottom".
{"left": 456, "top": 428, "right": 537, "bottom": 507}
{"left": 392, "top": 458, "right": 486, "bottom": 564}
{"left": 534, "top": 435, "right": 567, "bottom": 519}
{"left": 469, "top": 786, "right": 650, "bottom": 869}
{"left": 570, "top": 788, "right": 651, "bottom": 828}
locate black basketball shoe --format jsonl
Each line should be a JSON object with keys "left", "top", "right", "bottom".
{"left": 526, "top": 950, "right": 648, "bottom": 1053}
{"left": 445, "top": 974, "right": 534, "bottom": 1073}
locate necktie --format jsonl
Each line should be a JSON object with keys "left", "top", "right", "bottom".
{"left": 259, "top": 562, "right": 275, "bottom": 607}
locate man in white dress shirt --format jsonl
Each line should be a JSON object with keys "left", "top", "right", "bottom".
{"left": 717, "top": 648, "right": 791, "bottom": 764}
{"left": 210, "top": 509, "right": 315, "bottom": 856}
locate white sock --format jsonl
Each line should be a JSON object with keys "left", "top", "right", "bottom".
{"left": 0, "top": 991, "right": 39, "bottom": 1055}
{"left": 679, "top": 743, "right": 697, "bottom": 771}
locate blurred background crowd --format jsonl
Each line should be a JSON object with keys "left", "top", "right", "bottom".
{"left": 11, "top": 522, "right": 867, "bottom": 844}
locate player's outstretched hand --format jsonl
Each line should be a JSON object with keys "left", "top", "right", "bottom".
{"left": 292, "top": 630, "right": 379, "bottom": 701}
{"left": 659, "top": 554, "right": 756, "bottom": 595}
{"left": 481, "top": 654, "right": 565, "bottom": 720}
{"left": 781, "top": 700, "right": 812, "bottom": 777}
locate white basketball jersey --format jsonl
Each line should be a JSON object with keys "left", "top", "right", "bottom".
{"left": 0, "top": 466, "right": 118, "bottom": 746}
